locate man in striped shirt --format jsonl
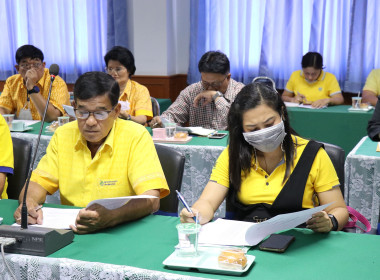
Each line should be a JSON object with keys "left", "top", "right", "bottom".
{"left": 150, "top": 51, "right": 244, "bottom": 130}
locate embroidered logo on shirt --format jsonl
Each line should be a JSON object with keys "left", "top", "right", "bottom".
{"left": 99, "top": 179, "right": 118, "bottom": 187}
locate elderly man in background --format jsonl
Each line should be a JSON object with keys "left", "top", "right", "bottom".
{"left": 0, "top": 45, "right": 70, "bottom": 122}
{"left": 362, "top": 69, "right": 380, "bottom": 106}
{"left": 150, "top": 51, "right": 244, "bottom": 130}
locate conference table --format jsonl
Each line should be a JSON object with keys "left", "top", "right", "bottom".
{"left": 10, "top": 122, "right": 228, "bottom": 217}
{"left": 287, "top": 105, "right": 373, "bottom": 155}
{"left": 1, "top": 200, "right": 379, "bottom": 280}
{"left": 345, "top": 136, "right": 380, "bottom": 230}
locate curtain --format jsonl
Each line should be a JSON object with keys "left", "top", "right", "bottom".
{"left": 189, "top": 0, "right": 378, "bottom": 93}
{"left": 0, "top": 0, "right": 108, "bottom": 84}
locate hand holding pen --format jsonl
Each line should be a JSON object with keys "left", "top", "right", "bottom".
{"left": 15, "top": 204, "right": 43, "bottom": 225}
{"left": 176, "top": 190, "right": 198, "bottom": 223}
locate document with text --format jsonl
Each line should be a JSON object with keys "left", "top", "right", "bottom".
{"left": 13, "top": 195, "right": 158, "bottom": 229}
{"left": 198, "top": 203, "right": 333, "bottom": 247}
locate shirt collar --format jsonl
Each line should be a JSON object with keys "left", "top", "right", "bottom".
{"left": 74, "top": 119, "right": 117, "bottom": 155}
{"left": 119, "top": 79, "right": 132, "bottom": 100}
{"left": 300, "top": 70, "right": 326, "bottom": 83}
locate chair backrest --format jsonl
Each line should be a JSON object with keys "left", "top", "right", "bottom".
{"left": 7, "top": 137, "right": 33, "bottom": 199}
{"left": 151, "top": 97, "right": 160, "bottom": 117}
{"left": 155, "top": 144, "right": 185, "bottom": 214}
{"left": 318, "top": 141, "right": 345, "bottom": 196}
{"left": 252, "top": 76, "right": 276, "bottom": 90}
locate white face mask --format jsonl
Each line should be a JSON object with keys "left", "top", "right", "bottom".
{"left": 243, "top": 121, "right": 286, "bottom": 152}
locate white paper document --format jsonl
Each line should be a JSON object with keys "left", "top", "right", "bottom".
{"left": 177, "top": 126, "right": 217, "bottom": 137}
{"left": 12, "top": 195, "right": 158, "bottom": 229}
{"left": 198, "top": 203, "right": 333, "bottom": 247}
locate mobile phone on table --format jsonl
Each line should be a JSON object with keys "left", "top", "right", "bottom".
{"left": 208, "top": 133, "right": 227, "bottom": 139}
{"left": 259, "top": 234, "right": 295, "bottom": 253}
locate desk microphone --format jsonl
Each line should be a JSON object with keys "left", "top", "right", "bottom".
{"left": 0, "top": 64, "right": 74, "bottom": 256}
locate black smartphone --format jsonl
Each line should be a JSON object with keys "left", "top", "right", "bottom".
{"left": 208, "top": 133, "right": 227, "bottom": 139}
{"left": 259, "top": 234, "right": 295, "bottom": 253}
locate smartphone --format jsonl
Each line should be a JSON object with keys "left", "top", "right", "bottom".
{"left": 259, "top": 234, "right": 295, "bottom": 253}
{"left": 208, "top": 133, "right": 227, "bottom": 139}
{"left": 63, "top": 105, "right": 76, "bottom": 118}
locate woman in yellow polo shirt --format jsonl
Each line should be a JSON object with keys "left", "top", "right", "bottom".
{"left": 180, "top": 83, "right": 348, "bottom": 232}
{"left": 282, "top": 52, "right": 344, "bottom": 108}
{"left": 104, "top": 46, "right": 153, "bottom": 125}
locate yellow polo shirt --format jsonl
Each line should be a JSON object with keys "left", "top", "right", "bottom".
{"left": 0, "top": 68, "right": 70, "bottom": 120}
{"left": 119, "top": 79, "right": 153, "bottom": 120}
{"left": 210, "top": 136, "right": 339, "bottom": 209}
{"left": 30, "top": 118, "right": 169, "bottom": 207}
{"left": 0, "top": 115, "right": 14, "bottom": 199}
{"left": 363, "top": 69, "right": 380, "bottom": 95}
{"left": 285, "top": 70, "right": 341, "bottom": 102}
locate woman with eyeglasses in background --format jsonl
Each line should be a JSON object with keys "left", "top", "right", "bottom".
{"left": 282, "top": 52, "right": 344, "bottom": 108}
{"left": 104, "top": 46, "right": 153, "bottom": 125}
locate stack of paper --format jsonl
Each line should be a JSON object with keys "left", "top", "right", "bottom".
{"left": 177, "top": 127, "right": 217, "bottom": 137}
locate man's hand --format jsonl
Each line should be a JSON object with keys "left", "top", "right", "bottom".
{"left": 25, "top": 69, "right": 40, "bottom": 90}
{"left": 70, "top": 204, "right": 114, "bottom": 234}
{"left": 311, "top": 98, "right": 330, "bottom": 108}
{"left": 193, "top": 90, "right": 217, "bottom": 107}
{"left": 306, "top": 211, "right": 333, "bottom": 233}
{"left": 14, "top": 200, "right": 43, "bottom": 225}
{"left": 149, "top": 116, "right": 164, "bottom": 128}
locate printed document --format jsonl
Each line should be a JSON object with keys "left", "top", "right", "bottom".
{"left": 198, "top": 203, "right": 333, "bottom": 246}
{"left": 13, "top": 195, "right": 158, "bottom": 229}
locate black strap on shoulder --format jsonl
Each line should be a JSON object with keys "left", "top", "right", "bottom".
{"left": 271, "top": 140, "right": 323, "bottom": 211}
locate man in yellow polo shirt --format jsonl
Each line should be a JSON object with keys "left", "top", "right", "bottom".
{"left": 0, "top": 45, "right": 70, "bottom": 122}
{"left": 0, "top": 115, "right": 14, "bottom": 199}
{"left": 14, "top": 72, "right": 169, "bottom": 234}
{"left": 362, "top": 69, "right": 380, "bottom": 106}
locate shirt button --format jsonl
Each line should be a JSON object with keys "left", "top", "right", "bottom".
{"left": 265, "top": 175, "right": 268, "bottom": 178}
{"left": 266, "top": 182, "right": 269, "bottom": 186}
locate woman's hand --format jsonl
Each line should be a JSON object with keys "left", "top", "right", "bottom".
{"left": 306, "top": 211, "right": 333, "bottom": 233}
{"left": 179, "top": 207, "right": 199, "bottom": 223}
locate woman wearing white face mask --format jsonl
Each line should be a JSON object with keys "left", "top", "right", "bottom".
{"left": 180, "top": 83, "right": 348, "bottom": 233}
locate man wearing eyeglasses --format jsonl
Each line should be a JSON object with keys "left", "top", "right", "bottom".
{"left": 14, "top": 72, "right": 169, "bottom": 234}
{"left": 0, "top": 45, "right": 70, "bottom": 122}
{"left": 149, "top": 51, "right": 244, "bottom": 130}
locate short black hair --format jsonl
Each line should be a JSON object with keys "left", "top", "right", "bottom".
{"left": 301, "top": 52, "right": 324, "bottom": 69}
{"left": 104, "top": 46, "right": 136, "bottom": 77}
{"left": 74, "top": 72, "right": 120, "bottom": 107}
{"left": 198, "top": 51, "right": 230, "bottom": 75}
{"left": 15, "top": 45, "right": 44, "bottom": 64}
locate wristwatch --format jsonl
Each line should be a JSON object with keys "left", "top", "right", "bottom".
{"left": 126, "top": 114, "right": 131, "bottom": 120}
{"left": 328, "top": 214, "right": 338, "bottom": 231}
{"left": 212, "top": 91, "right": 223, "bottom": 102}
{"left": 27, "top": 86, "right": 40, "bottom": 95}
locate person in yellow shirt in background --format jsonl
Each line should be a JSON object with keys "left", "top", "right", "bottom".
{"left": 362, "top": 69, "right": 380, "bottom": 106}
{"left": 282, "top": 52, "right": 344, "bottom": 108}
{"left": 14, "top": 71, "right": 169, "bottom": 234}
{"left": 181, "top": 83, "right": 348, "bottom": 232}
{"left": 104, "top": 46, "right": 153, "bottom": 125}
{"left": 0, "top": 115, "right": 14, "bottom": 199}
{"left": 0, "top": 45, "right": 70, "bottom": 122}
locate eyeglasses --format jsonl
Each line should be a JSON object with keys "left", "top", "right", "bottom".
{"left": 19, "top": 62, "right": 42, "bottom": 70}
{"left": 201, "top": 76, "right": 227, "bottom": 89}
{"left": 74, "top": 107, "right": 115, "bottom": 120}
{"left": 105, "top": 67, "right": 126, "bottom": 75}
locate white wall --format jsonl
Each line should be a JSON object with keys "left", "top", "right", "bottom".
{"left": 127, "top": 0, "right": 190, "bottom": 76}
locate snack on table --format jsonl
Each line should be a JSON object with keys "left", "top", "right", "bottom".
{"left": 174, "top": 131, "right": 188, "bottom": 139}
{"left": 218, "top": 248, "right": 247, "bottom": 270}
{"left": 46, "top": 121, "right": 59, "bottom": 132}
{"left": 360, "top": 103, "right": 369, "bottom": 109}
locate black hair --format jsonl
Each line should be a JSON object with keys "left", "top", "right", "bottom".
{"left": 15, "top": 45, "right": 44, "bottom": 64}
{"left": 301, "top": 52, "right": 324, "bottom": 69}
{"left": 74, "top": 72, "right": 120, "bottom": 107}
{"left": 104, "top": 46, "right": 136, "bottom": 77}
{"left": 227, "top": 83, "right": 295, "bottom": 193}
{"left": 198, "top": 51, "right": 230, "bottom": 74}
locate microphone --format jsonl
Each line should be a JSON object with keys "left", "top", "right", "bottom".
{"left": 0, "top": 64, "right": 74, "bottom": 256}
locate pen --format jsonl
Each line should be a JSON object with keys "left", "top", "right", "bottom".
{"left": 16, "top": 205, "right": 43, "bottom": 220}
{"left": 176, "top": 190, "right": 196, "bottom": 222}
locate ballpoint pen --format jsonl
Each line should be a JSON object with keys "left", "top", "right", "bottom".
{"left": 176, "top": 190, "right": 197, "bottom": 222}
